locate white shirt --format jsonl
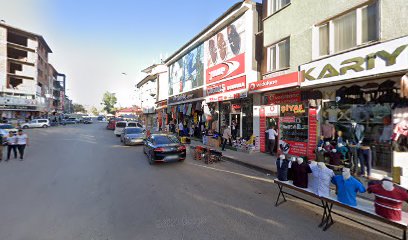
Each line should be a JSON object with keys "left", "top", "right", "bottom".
{"left": 6, "top": 135, "right": 16, "bottom": 145}
{"left": 265, "top": 129, "right": 278, "bottom": 140}
{"left": 178, "top": 123, "right": 184, "bottom": 131}
{"left": 16, "top": 134, "right": 27, "bottom": 145}
{"left": 310, "top": 164, "right": 335, "bottom": 197}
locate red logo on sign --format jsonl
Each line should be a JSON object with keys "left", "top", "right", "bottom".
{"left": 248, "top": 72, "right": 300, "bottom": 93}
{"left": 206, "top": 53, "right": 245, "bottom": 84}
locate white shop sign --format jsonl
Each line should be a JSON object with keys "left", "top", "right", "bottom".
{"left": 300, "top": 36, "right": 408, "bottom": 86}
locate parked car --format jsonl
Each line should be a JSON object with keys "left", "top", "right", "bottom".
{"left": 21, "top": 119, "right": 50, "bottom": 128}
{"left": 127, "top": 121, "right": 143, "bottom": 128}
{"left": 114, "top": 121, "right": 127, "bottom": 136}
{"left": 0, "top": 124, "right": 18, "bottom": 135}
{"left": 68, "top": 117, "right": 80, "bottom": 123}
{"left": 143, "top": 134, "right": 186, "bottom": 165}
{"left": 106, "top": 118, "right": 124, "bottom": 130}
{"left": 83, "top": 117, "right": 93, "bottom": 124}
{"left": 120, "top": 127, "right": 146, "bottom": 145}
{"left": 61, "top": 119, "right": 77, "bottom": 125}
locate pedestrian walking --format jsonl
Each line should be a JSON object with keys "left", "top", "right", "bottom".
{"left": 178, "top": 121, "right": 184, "bottom": 137}
{"left": 0, "top": 132, "right": 4, "bottom": 161}
{"left": 222, "top": 125, "right": 232, "bottom": 151}
{"left": 265, "top": 126, "right": 278, "bottom": 155}
{"left": 16, "top": 129, "right": 28, "bottom": 160}
{"left": 6, "top": 131, "right": 17, "bottom": 161}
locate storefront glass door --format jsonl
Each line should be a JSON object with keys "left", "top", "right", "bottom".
{"left": 230, "top": 113, "right": 240, "bottom": 139}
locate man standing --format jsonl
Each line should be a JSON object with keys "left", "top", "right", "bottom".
{"left": 6, "top": 131, "right": 17, "bottom": 161}
{"left": 265, "top": 126, "right": 278, "bottom": 155}
{"left": 222, "top": 125, "right": 232, "bottom": 151}
{"left": 16, "top": 129, "right": 28, "bottom": 160}
{"left": 178, "top": 121, "right": 184, "bottom": 137}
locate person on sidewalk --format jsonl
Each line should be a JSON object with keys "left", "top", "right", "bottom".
{"left": 178, "top": 121, "right": 184, "bottom": 137}
{"left": 222, "top": 125, "right": 232, "bottom": 151}
{"left": 265, "top": 126, "right": 278, "bottom": 155}
{"left": 6, "top": 131, "right": 17, "bottom": 161}
{"left": 16, "top": 129, "right": 28, "bottom": 160}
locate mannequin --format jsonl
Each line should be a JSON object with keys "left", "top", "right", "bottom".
{"left": 276, "top": 154, "right": 291, "bottom": 181}
{"left": 316, "top": 146, "right": 325, "bottom": 162}
{"left": 308, "top": 161, "right": 318, "bottom": 193}
{"left": 368, "top": 177, "right": 408, "bottom": 221}
{"left": 292, "top": 157, "right": 312, "bottom": 188}
{"left": 351, "top": 121, "right": 365, "bottom": 145}
{"left": 326, "top": 105, "right": 341, "bottom": 123}
{"left": 321, "top": 120, "right": 335, "bottom": 141}
{"left": 318, "top": 135, "right": 325, "bottom": 148}
{"left": 337, "top": 130, "right": 345, "bottom": 145}
{"left": 287, "top": 156, "right": 297, "bottom": 181}
{"left": 332, "top": 168, "right": 366, "bottom": 206}
{"left": 310, "top": 162, "right": 335, "bottom": 197}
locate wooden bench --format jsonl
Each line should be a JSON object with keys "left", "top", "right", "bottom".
{"left": 274, "top": 179, "right": 408, "bottom": 240}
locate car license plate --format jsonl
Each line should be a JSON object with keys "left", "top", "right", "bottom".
{"left": 165, "top": 155, "right": 179, "bottom": 161}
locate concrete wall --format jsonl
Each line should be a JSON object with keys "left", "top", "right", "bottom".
{"left": 263, "top": 0, "right": 408, "bottom": 73}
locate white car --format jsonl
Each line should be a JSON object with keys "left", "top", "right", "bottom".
{"left": 21, "top": 119, "right": 50, "bottom": 128}
{"left": 0, "top": 124, "right": 18, "bottom": 136}
{"left": 114, "top": 121, "right": 143, "bottom": 137}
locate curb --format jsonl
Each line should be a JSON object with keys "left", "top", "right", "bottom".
{"left": 221, "top": 155, "right": 276, "bottom": 175}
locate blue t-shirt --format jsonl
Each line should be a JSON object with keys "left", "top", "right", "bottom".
{"left": 331, "top": 175, "right": 366, "bottom": 206}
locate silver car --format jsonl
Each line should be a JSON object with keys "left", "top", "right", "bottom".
{"left": 120, "top": 127, "right": 146, "bottom": 145}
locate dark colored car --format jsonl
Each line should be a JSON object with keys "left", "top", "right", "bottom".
{"left": 143, "top": 134, "right": 186, "bottom": 165}
{"left": 97, "top": 116, "right": 104, "bottom": 121}
{"left": 61, "top": 119, "right": 77, "bottom": 125}
{"left": 83, "top": 117, "right": 92, "bottom": 124}
{"left": 121, "top": 127, "right": 145, "bottom": 145}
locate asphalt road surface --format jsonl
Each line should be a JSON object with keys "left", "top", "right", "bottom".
{"left": 0, "top": 123, "right": 395, "bottom": 240}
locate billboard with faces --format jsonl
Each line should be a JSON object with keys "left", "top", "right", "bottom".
{"left": 205, "top": 14, "right": 246, "bottom": 69}
{"left": 168, "top": 44, "right": 204, "bottom": 96}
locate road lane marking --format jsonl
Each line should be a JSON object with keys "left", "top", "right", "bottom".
{"left": 186, "top": 162, "right": 274, "bottom": 183}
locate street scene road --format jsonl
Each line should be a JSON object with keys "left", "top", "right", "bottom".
{"left": 0, "top": 123, "right": 395, "bottom": 240}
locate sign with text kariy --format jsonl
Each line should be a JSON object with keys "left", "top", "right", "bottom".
{"left": 206, "top": 76, "right": 246, "bottom": 96}
{"left": 300, "top": 36, "right": 408, "bottom": 86}
{"left": 264, "top": 91, "right": 301, "bottom": 105}
{"left": 168, "top": 88, "right": 203, "bottom": 105}
{"left": 249, "top": 72, "right": 300, "bottom": 93}
{"left": 206, "top": 53, "right": 245, "bottom": 84}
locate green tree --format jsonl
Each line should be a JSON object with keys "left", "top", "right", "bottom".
{"left": 73, "top": 103, "right": 86, "bottom": 113}
{"left": 101, "top": 92, "right": 117, "bottom": 114}
{"left": 90, "top": 106, "right": 99, "bottom": 116}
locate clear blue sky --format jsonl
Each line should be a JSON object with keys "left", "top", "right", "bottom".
{"left": 0, "top": 0, "right": 259, "bottom": 109}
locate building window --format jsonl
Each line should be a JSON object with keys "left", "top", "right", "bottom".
{"left": 268, "top": 0, "right": 290, "bottom": 16}
{"left": 315, "top": 1, "right": 379, "bottom": 57}
{"left": 267, "top": 38, "right": 290, "bottom": 72}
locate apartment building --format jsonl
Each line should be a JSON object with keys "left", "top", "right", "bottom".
{"left": 48, "top": 64, "right": 66, "bottom": 113}
{"left": 250, "top": 0, "right": 408, "bottom": 183}
{"left": 0, "top": 22, "right": 54, "bottom": 119}
{"left": 137, "top": 63, "right": 168, "bottom": 129}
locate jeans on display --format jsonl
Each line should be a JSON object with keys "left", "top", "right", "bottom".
{"left": 349, "top": 146, "right": 359, "bottom": 174}
{"left": 358, "top": 148, "right": 372, "bottom": 176}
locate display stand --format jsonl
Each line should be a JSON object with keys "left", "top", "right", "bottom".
{"left": 273, "top": 179, "right": 408, "bottom": 240}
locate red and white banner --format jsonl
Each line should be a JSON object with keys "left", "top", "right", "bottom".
{"left": 248, "top": 72, "right": 300, "bottom": 93}
{"left": 206, "top": 53, "right": 245, "bottom": 84}
{"left": 206, "top": 76, "right": 246, "bottom": 96}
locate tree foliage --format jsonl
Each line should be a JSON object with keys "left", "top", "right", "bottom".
{"left": 90, "top": 106, "right": 99, "bottom": 116}
{"left": 101, "top": 92, "right": 117, "bottom": 114}
{"left": 73, "top": 103, "right": 86, "bottom": 113}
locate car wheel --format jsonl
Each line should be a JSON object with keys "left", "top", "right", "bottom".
{"left": 42, "top": 125, "right": 48, "bottom": 128}
{"left": 120, "top": 137, "right": 123, "bottom": 142}
{"left": 22, "top": 126, "right": 29, "bottom": 129}
{"left": 116, "top": 134, "right": 120, "bottom": 137}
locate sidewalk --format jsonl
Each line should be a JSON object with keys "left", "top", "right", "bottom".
{"left": 189, "top": 139, "right": 278, "bottom": 174}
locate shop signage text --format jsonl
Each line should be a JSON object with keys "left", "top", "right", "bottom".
{"left": 206, "top": 53, "right": 245, "bottom": 84}
{"left": 280, "top": 104, "right": 305, "bottom": 114}
{"left": 206, "top": 76, "right": 246, "bottom": 96}
{"left": 249, "top": 72, "right": 300, "bottom": 93}
{"left": 264, "top": 91, "right": 301, "bottom": 105}
{"left": 168, "top": 88, "right": 203, "bottom": 104}
{"left": 300, "top": 36, "right": 408, "bottom": 86}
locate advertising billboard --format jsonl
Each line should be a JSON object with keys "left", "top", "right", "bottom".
{"left": 168, "top": 44, "right": 204, "bottom": 96}
{"left": 204, "top": 14, "right": 246, "bottom": 68}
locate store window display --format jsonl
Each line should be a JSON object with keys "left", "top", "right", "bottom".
{"left": 276, "top": 155, "right": 291, "bottom": 181}
{"left": 310, "top": 162, "right": 335, "bottom": 197}
{"left": 292, "top": 157, "right": 312, "bottom": 188}
{"left": 321, "top": 120, "right": 335, "bottom": 141}
{"left": 331, "top": 168, "right": 366, "bottom": 206}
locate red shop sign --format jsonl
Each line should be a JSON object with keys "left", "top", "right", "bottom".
{"left": 265, "top": 91, "right": 301, "bottom": 105}
{"left": 206, "top": 76, "right": 246, "bottom": 96}
{"left": 249, "top": 72, "right": 300, "bottom": 93}
{"left": 206, "top": 53, "right": 245, "bottom": 84}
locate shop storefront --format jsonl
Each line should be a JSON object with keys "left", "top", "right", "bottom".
{"left": 155, "top": 100, "right": 168, "bottom": 131}
{"left": 300, "top": 36, "right": 408, "bottom": 182}
{"left": 168, "top": 88, "right": 205, "bottom": 137}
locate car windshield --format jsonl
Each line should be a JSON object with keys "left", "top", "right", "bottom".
{"left": 116, "top": 122, "right": 126, "bottom": 128}
{"left": 0, "top": 125, "right": 14, "bottom": 129}
{"left": 125, "top": 128, "right": 143, "bottom": 134}
{"left": 153, "top": 135, "right": 180, "bottom": 145}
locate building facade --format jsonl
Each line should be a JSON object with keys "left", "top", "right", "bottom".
{"left": 0, "top": 22, "right": 68, "bottom": 120}
{"left": 252, "top": 0, "right": 408, "bottom": 183}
